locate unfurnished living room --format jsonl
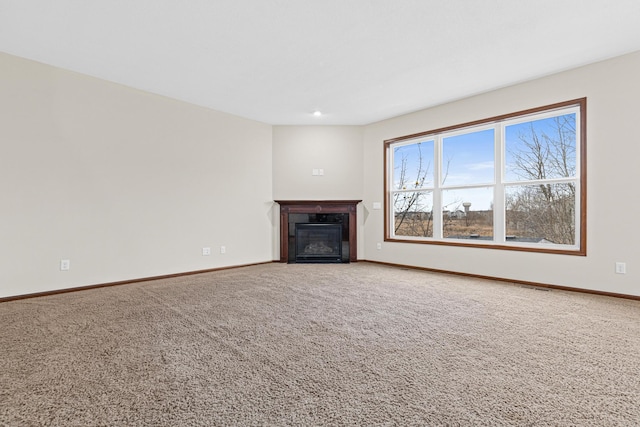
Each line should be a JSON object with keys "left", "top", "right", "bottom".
{"left": 1, "top": 1, "right": 640, "bottom": 425}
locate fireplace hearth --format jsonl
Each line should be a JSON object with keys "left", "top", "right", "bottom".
{"left": 275, "top": 200, "right": 361, "bottom": 263}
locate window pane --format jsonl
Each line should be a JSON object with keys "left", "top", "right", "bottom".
{"left": 442, "top": 187, "right": 493, "bottom": 240}
{"left": 505, "top": 114, "right": 577, "bottom": 182}
{"left": 393, "top": 140, "right": 434, "bottom": 190}
{"left": 442, "top": 129, "right": 494, "bottom": 186}
{"left": 393, "top": 191, "right": 433, "bottom": 237}
{"left": 505, "top": 183, "right": 576, "bottom": 245}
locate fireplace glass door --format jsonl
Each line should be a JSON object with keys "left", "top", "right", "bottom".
{"left": 294, "top": 223, "right": 343, "bottom": 263}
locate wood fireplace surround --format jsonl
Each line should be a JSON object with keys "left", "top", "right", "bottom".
{"left": 275, "top": 200, "right": 361, "bottom": 263}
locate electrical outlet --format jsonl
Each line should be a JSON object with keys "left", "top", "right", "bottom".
{"left": 376, "top": 243, "right": 382, "bottom": 250}
{"left": 615, "top": 262, "right": 626, "bottom": 274}
{"left": 220, "top": 246, "right": 226, "bottom": 254}
{"left": 202, "top": 247, "right": 211, "bottom": 256}
{"left": 60, "top": 259, "right": 70, "bottom": 271}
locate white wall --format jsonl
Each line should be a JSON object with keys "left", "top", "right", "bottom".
{"left": 362, "top": 51, "right": 640, "bottom": 296}
{"left": 0, "top": 53, "right": 273, "bottom": 298}
{"left": 272, "top": 126, "right": 364, "bottom": 200}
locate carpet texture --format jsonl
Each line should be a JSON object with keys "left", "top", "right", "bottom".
{"left": 1, "top": 263, "right": 639, "bottom": 426}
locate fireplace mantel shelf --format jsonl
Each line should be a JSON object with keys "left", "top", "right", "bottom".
{"left": 275, "top": 200, "right": 362, "bottom": 209}
{"left": 275, "top": 200, "right": 361, "bottom": 263}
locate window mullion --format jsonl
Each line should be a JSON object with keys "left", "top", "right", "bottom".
{"left": 573, "top": 111, "right": 582, "bottom": 248}
{"left": 494, "top": 123, "right": 505, "bottom": 243}
{"left": 433, "top": 135, "right": 442, "bottom": 238}
{"left": 388, "top": 147, "right": 395, "bottom": 237}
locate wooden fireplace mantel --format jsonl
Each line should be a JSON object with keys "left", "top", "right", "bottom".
{"left": 275, "top": 200, "right": 361, "bottom": 263}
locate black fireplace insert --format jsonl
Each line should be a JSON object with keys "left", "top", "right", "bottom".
{"left": 288, "top": 212, "right": 350, "bottom": 263}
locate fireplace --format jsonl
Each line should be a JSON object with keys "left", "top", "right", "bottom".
{"left": 275, "top": 200, "right": 361, "bottom": 263}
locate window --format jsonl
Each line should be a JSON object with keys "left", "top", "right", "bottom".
{"left": 385, "top": 98, "right": 586, "bottom": 255}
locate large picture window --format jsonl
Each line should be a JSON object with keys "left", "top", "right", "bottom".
{"left": 384, "top": 98, "right": 586, "bottom": 255}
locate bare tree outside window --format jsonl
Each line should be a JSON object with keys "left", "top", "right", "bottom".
{"left": 393, "top": 141, "right": 434, "bottom": 237}
{"left": 505, "top": 114, "right": 577, "bottom": 244}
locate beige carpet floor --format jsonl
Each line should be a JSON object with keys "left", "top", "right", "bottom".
{"left": 1, "top": 262, "right": 639, "bottom": 426}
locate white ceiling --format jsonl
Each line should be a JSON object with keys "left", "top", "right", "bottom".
{"left": 1, "top": 1, "right": 640, "bottom": 125}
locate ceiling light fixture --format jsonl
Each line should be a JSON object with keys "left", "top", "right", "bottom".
{"left": 312, "top": 111, "right": 322, "bottom": 117}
